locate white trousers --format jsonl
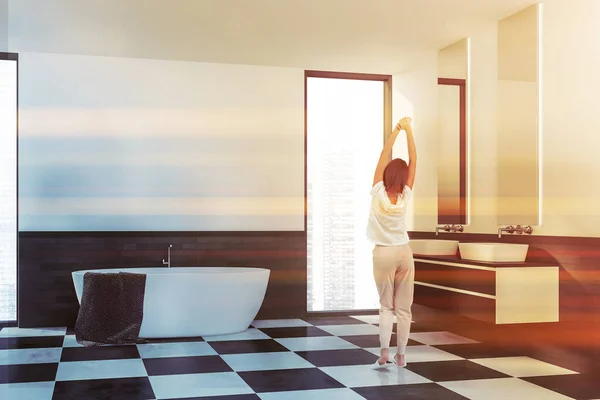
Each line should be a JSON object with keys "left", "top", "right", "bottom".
{"left": 372, "top": 243, "right": 415, "bottom": 355}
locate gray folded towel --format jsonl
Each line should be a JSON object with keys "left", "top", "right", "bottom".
{"left": 74, "top": 271, "right": 147, "bottom": 346}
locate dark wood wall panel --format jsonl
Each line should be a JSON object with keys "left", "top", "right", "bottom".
{"left": 18, "top": 232, "right": 307, "bottom": 328}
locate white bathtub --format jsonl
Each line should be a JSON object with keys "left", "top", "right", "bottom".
{"left": 72, "top": 267, "right": 270, "bottom": 338}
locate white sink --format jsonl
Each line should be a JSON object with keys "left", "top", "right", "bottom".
{"left": 410, "top": 239, "right": 459, "bottom": 256}
{"left": 458, "top": 242, "right": 529, "bottom": 263}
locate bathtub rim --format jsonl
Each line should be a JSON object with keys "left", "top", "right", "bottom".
{"left": 71, "top": 266, "right": 271, "bottom": 278}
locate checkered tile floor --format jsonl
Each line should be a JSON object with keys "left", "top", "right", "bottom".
{"left": 1, "top": 315, "right": 598, "bottom": 399}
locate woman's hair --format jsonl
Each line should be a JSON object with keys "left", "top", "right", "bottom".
{"left": 383, "top": 158, "right": 408, "bottom": 194}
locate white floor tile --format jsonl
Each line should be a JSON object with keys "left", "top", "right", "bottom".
{"left": 149, "top": 372, "right": 254, "bottom": 399}
{"left": 259, "top": 388, "right": 365, "bottom": 400}
{"left": 0, "top": 348, "right": 62, "bottom": 365}
{"left": 252, "top": 319, "right": 312, "bottom": 329}
{"left": 439, "top": 378, "right": 575, "bottom": 400}
{"left": 62, "top": 335, "right": 83, "bottom": 348}
{"left": 471, "top": 356, "right": 579, "bottom": 377}
{"left": 137, "top": 341, "right": 217, "bottom": 359}
{"left": 0, "top": 327, "right": 66, "bottom": 337}
{"left": 320, "top": 364, "right": 430, "bottom": 388}
{"left": 409, "top": 331, "right": 479, "bottom": 346}
{"left": 0, "top": 381, "right": 55, "bottom": 400}
{"left": 55, "top": 359, "right": 147, "bottom": 381}
{"left": 364, "top": 345, "right": 464, "bottom": 363}
{"left": 203, "top": 328, "right": 271, "bottom": 342}
{"left": 275, "top": 337, "right": 358, "bottom": 352}
{"left": 222, "top": 351, "right": 314, "bottom": 372}
{"left": 365, "top": 347, "right": 400, "bottom": 356}
{"left": 405, "top": 345, "right": 465, "bottom": 362}
{"left": 317, "top": 324, "right": 380, "bottom": 336}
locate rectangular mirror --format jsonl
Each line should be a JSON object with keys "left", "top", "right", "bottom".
{"left": 437, "top": 39, "right": 468, "bottom": 225}
{"left": 497, "top": 4, "right": 540, "bottom": 225}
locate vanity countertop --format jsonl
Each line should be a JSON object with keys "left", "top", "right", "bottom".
{"left": 413, "top": 254, "right": 558, "bottom": 269}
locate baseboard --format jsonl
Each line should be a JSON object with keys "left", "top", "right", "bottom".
{"left": 307, "top": 309, "right": 379, "bottom": 318}
{"left": 0, "top": 321, "right": 17, "bottom": 330}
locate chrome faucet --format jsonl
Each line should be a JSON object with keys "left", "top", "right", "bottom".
{"left": 435, "top": 225, "right": 451, "bottom": 235}
{"left": 162, "top": 245, "right": 172, "bottom": 268}
{"left": 435, "top": 224, "right": 464, "bottom": 236}
{"left": 452, "top": 224, "right": 464, "bottom": 233}
{"left": 498, "top": 225, "right": 533, "bottom": 238}
{"left": 498, "top": 225, "right": 515, "bottom": 238}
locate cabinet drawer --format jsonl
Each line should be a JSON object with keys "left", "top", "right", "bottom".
{"left": 415, "top": 261, "right": 496, "bottom": 296}
{"left": 414, "top": 283, "right": 496, "bottom": 324}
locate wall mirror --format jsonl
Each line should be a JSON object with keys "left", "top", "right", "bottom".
{"left": 497, "top": 4, "right": 540, "bottom": 226}
{"left": 437, "top": 38, "right": 468, "bottom": 225}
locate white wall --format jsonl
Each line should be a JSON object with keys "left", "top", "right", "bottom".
{"left": 438, "top": 39, "right": 468, "bottom": 79}
{"left": 13, "top": 0, "right": 600, "bottom": 237}
{"left": 18, "top": 52, "right": 305, "bottom": 231}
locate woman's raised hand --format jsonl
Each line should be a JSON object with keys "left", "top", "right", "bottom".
{"left": 394, "top": 119, "right": 403, "bottom": 132}
{"left": 399, "top": 117, "right": 412, "bottom": 130}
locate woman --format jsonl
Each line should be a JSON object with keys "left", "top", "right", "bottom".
{"left": 367, "top": 116, "right": 416, "bottom": 369}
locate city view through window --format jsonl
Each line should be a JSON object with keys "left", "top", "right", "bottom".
{"left": 307, "top": 77, "right": 384, "bottom": 311}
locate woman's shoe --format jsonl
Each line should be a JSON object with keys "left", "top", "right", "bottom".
{"left": 392, "top": 354, "right": 407, "bottom": 367}
{"left": 370, "top": 359, "right": 393, "bottom": 370}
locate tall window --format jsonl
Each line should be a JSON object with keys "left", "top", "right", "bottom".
{"left": 306, "top": 73, "right": 389, "bottom": 311}
{"left": 0, "top": 54, "right": 18, "bottom": 322}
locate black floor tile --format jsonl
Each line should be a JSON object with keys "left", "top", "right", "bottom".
{"left": 258, "top": 326, "right": 332, "bottom": 338}
{"left": 60, "top": 345, "right": 141, "bottom": 362}
{"left": 407, "top": 323, "right": 446, "bottom": 333}
{"left": 295, "top": 348, "right": 378, "bottom": 367}
{"left": 146, "top": 336, "right": 205, "bottom": 343}
{"left": 238, "top": 367, "right": 345, "bottom": 393}
{"left": 163, "top": 395, "right": 260, "bottom": 400}
{"left": 433, "top": 343, "right": 520, "bottom": 359}
{"left": 405, "top": 360, "right": 510, "bottom": 382}
{"left": 409, "top": 338, "right": 426, "bottom": 345}
{"left": 0, "top": 363, "right": 58, "bottom": 384}
{"left": 144, "top": 355, "right": 232, "bottom": 376}
{"left": 354, "top": 383, "right": 470, "bottom": 400}
{"left": 52, "top": 377, "right": 155, "bottom": 400}
{"left": 304, "top": 316, "right": 368, "bottom": 326}
{"left": 208, "top": 339, "right": 289, "bottom": 355}
{"left": 408, "top": 325, "right": 437, "bottom": 333}
{"left": 340, "top": 334, "right": 400, "bottom": 348}
{"left": 0, "top": 336, "right": 65, "bottom": 350}
{"left": 523, "top": 373, "right": 600, "bottom": 400}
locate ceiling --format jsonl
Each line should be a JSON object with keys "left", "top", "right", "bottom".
{"left": 8, "top": 0, "right": 538, "bottom": 73}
